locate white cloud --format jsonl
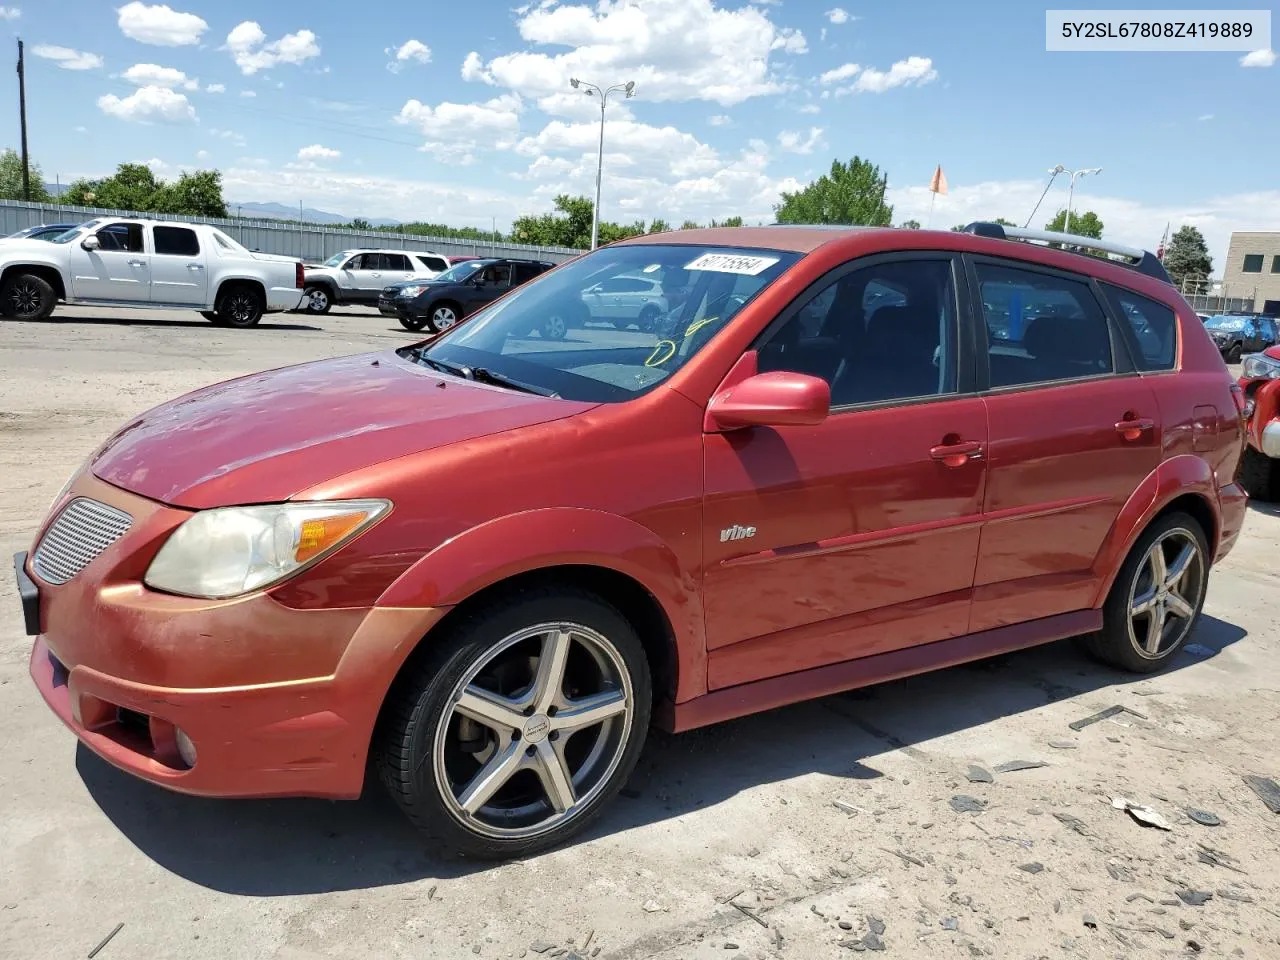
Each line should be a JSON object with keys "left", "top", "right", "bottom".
{"left": 1197, "top": 113, "right": 1214, "bottom": 121}
{"left": 396, "top": 93, "right": 523, "bottom": 146}
{"left": 418, "top": 142, "right": 477, "bottom": 166}
{"left": 516, "top": 118, "right": 723, "bottom": 179}
{"left": 463, "top": 0, "right": 807, "bottom": 106}
{"left": 209, "top": 127, "right": 245, "bottom": 144}
{"left": 819, "top": 62, "right": 860, "bottom": 84}
{"left": 1240, "top": 48, "right": 1276, "bottom": 68}
{"left": 98, "top": 84, "right": 196, "bottom": 123}
{"left": 239, "top": 89, "right": 256, "bottom": 98}
{"left": 195, "top": 148, "right": 209, "bottom": 160}
{"left": 708, "top": 114, "right": 732, "bottom": 126}
{"left": 386, "top": 38, "right": 431, "bottom": 72}
{"left": 777, "top": 126, "right": 824, "bottom": 154}
{"left": 122, "top": 63, "right": 198, "bottom": 90}
{"left": 825, "top": 8, "right": 853, "bottom": 24}
{"left": 206, "top": 82, "right": 225, "bottom": 93}
{"left": 0, "top": 7, "right": 19, "bottom": 20}
{"left": 32, "top": 45, "right": 103, "bottom": 70}
{"left": 798, "top": 103, "right": 821, "bottom": 114}
{"left": 297, "top": 143, "right": 340, "bottom": 161}
{"left": 852, "top": 55, "right": 937, "bottom": 92}
{"left": 116, "top": 2, "right": 207, "bottom": 46}
{"left": 226, "top": 21, "right": 320, "bottom": 75}
{"left": 536, "top": 90, "right": 634, "bottom": 121}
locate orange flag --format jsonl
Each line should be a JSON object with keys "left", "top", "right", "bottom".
{"left": 929, "top": 165, "right": 948, "bottom": 195}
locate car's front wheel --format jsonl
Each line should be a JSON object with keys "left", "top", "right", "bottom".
{"left": 1227, "top": 343, "right": 1243, "bottom": 363}
{"left": 301, "top": 285, "right": 332, "bottom": 314}
{"left": 426, "top": 303, "right": 461, "bottom": 334}
{"left": 376, "top": 588, "right": 651, "bottom": 859}
{"left": 0, "top": 273, "right": 56, "bottom": 321}
{"left": 1081, "top": 511, "right": 1209, "bottom": 673}
{"left": 1240, "top": 446, "right": 1280, "bottom": 500}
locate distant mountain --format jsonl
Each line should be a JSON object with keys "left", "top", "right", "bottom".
{"left": 229, "top": 201, "right": 401, "bottom": 228}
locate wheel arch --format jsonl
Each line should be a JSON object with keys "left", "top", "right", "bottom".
{"left": 304, "top": 276, "right": 339, "bottom": 298}
{"left": 1090, "top": 455, "right": 1220, "bottom": 606}
{"left": 213, "top": 275, "right": 267, "bottom": 305}
{"left": 1, "top": 263, "right": 66, "bottom": 300}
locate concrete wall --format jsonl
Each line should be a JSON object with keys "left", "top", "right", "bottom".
{"left": 0, "top": 200, "right": 581, "bottom": 265}
{"left": 1222, "top": 231, "right": 1280, "bottom": 315}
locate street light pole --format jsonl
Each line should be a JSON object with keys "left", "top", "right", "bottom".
{"left": 1061, "top": 165, "right": 1102, "bottom": 233}
{"left": 570, "top": 77, "right": 636, "bottom": 250}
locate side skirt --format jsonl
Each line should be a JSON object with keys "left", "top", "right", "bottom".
{"left": 658, "top": 608, "right": 1102, "bottom": 733}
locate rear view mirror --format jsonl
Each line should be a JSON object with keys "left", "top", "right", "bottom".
{"left": 81, "top": 235, "right": 100, "bottom": 251}
{"left": 705, "top": 371, "right": 830, "bottom": 431}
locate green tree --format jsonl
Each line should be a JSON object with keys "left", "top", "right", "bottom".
{"left": 0, "top": 148, "right": 53, "bottom": 202}
{"left": 993, "top": 217, "right": 1017, "bottom": 226}
{"left": 155, "top": 170, "right": 228, "bottom": 217}
{"left": 1162, "top": 225, "right": 1213, "bottom": 288}
{"left": 1045, "top": 208, "right": 1104, "bottom": 238}
{"left": 898, "top": 219, "right": 921, "bottom": 229}
{"left": 648, "top": 218, "right": 671, "bottom": 234}
{"left": 349, "top": 217, "right": 371, "bottom": 230}
{"left": 679, "top": 219, "right": 701, "bottom": 230}
{"left": 510, "top": 195, "right": 648, "bottom": 249}
{"left": 774, "top": 155, "right": 892, "bottom": 226}
{"left": 711, "top": 215, "right": 744, "bottom": 227}
{"left": 92, "top": 163, "right": 163, "bottom": 211}
{"left": 58, "top": 164, "right": 227, "bottom": 217}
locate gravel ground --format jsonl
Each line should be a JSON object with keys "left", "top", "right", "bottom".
{"left": 1, "top": 308, "right": 1277, "bottom": 960}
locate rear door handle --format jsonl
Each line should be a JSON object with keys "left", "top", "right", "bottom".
{"left": 187, "top": 264, "right": 204, "bottom": 271}
{"left": 1115, "top": 417, "right": 1155, "bottom": 441}
{"left": 128, "top": 259, "right": 146, "bottom": 267}
{"left": 930, "top": 439, "right": 984, "bottom": 467}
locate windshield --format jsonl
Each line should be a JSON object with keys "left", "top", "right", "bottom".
{"left": 50, "top": 220, "right": 101, "bottom": 244}
{"left": 434, "top": 261, "right": 488, "bottom": 283}
{"left": 408, "top": 244, "right": 800, "bottom": 402}
{"left": 323, "top": 251, "right": 354, "bottom": 267}
{"left": 1205, "top": 316, "right": 1248, "bottom": 332}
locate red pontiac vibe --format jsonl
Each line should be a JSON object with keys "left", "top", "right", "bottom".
{"left": 15, "top": 223, "right": 1247, "bottom": 858}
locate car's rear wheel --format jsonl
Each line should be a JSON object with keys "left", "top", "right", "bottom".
{"left": 1081, "top": 511, "right": 1208, "bottom": 673}
{"left": 426, "top": 303, "right": 461, "bottom": 334}
{"left": 302, "top": 285, "right": 332, "bottom": 314}
{"left": 1227, "top": 343, "right": 1243, "bottom": 363}
{"left": 215, "top": 284, "right": 265, "bottom": 328}
{"left": 1240, "top": 446, "right": 1280, "bottom": 500}
{"left": 399, "top": 314, "right": 430, "bottom": 332}
{"left": 0, "top": 273, "right": 56, "bottom": 321}
{"left": 539, "top": 312, "right": 569, "bottom": 340}
{"left": 376, "top": 588, "right": 651, "bottom": 859}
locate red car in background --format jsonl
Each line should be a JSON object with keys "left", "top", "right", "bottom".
{"left": 1237, "top": 345, "right": 1280, "bottom": 498}
{"left": 15, "top": 222, "right": 1247, "bottom": 859}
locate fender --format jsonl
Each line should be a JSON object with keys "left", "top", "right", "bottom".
{"left": 1247, "top": 377, "right": 1280, "bottom": 451}
{"left": 1089, "top": 454, "right": 1218, "bottom": 606}
{"left": 375, "top": 507, "right": 706, "bottom": 703}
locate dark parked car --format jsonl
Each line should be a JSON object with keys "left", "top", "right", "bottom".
{"left": 379, "top": 258, "right": 554, "bottom": 333}
{"left": 1203, "top": 314, "right": 1276, "bottom": 362}
{"left": 5, "top": 224, "right": 78, "bottom": 242}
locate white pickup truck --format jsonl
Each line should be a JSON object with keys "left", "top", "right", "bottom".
{"left": 0, "top": 218, "right": 304, "bottom": 327}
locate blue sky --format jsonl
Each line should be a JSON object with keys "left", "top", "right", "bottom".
{"left": 1, "top": 0, "right": 1276, "bottom": 264}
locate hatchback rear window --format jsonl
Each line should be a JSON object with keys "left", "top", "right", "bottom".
{"left": 1101, "top": 284, "right": 1177, "bottom": 371}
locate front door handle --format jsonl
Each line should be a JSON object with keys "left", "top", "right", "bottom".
{"left": 1115, "top": 416, "right": 1155, "bottom": 441}
{"left": 128, "top": 259, "right": 146, "bottom": 267}
{"left": 930, "top": 439, "right": 984, "bottom": 467}
{"left": 187, "top": 264, "right": 204, "bottom": 271}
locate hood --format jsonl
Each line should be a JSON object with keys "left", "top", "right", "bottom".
{"left": 1264, "top": 345, "right": 1280, "bottom": 362}
{"left": 91, "top": 351, "right": 594, "bottom": 509}
{"left": 0, "top": 238, "right": 63, "bottom": 257}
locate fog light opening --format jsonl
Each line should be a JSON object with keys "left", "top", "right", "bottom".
{"left": 175, "top": 729, "right": 198, "bottom": 769}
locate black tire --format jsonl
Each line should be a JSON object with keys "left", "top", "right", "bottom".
{"left": 1227, "top": 343, "right": 1243, "bottom": 364}
{"left": 301, "top": 285, "right": 333, "bottom": 315}
{"left": 1240, "top": 446, "right": 1280, "bottom": 501}
{"left": 538, "top": 312, "right": 570, "bottom": 340}
{"left": 200, "top": 311, "right": 220, "bottom": 323}
{"left": 638, "top": 303, "right": 661, "bottom": 331}
{"left": 376, "top": 587, "right": 652, "bottom": 859}
{"left": 425, "top": 301, "right": 462, "bottom": 334}
{"left": 1080, "top": 511, "right": 1209, "bottom": 673}
{"left": 215, "top": 284, "right": 265, "bottom": 328}
{"left": 0, "top": 272, "right": 56, "bottom": 321}
{"left": 399, "top": 314, "right": 430, "bottom": 332}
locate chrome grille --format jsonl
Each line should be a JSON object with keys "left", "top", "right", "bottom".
{"left": 32, "top": 498, "right": 133, "bottom": 585}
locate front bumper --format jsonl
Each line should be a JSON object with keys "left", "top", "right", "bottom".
{"left": 377, "top": 297, "right": 413, "bottom": 318}
{"left": 20, "top": 474, "right": 445, "bottom": 799}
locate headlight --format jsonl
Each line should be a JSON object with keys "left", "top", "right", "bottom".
{"left": 144, "top": 499, "right": 390, "bottom": 599}
{"left": 398, "top": 285, "right": 425, "bottom": 298}
{"left": 1241, "top": 354, "right": 1280, "bottom": 380}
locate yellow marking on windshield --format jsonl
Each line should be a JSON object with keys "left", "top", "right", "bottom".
{"left": 645, "top": 340, "right": 676, "bottom": 367}
{"left": 685, "top": 316, "right": 717, "bottom": 338}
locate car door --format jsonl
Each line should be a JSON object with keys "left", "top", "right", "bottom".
{"left": 147, "top": 225, "right": 207, "bottom": 305}
{"left": 382, "top": 252, "right": 416, "bottom": 285}
{"left": 340, "top": 253, "right": 385, "bottom": 297}
{"left": 69, "top": 222, "right": 149, "bottom": 301}
{"left": 967, "top": 257, "right": 1162, "bottom": 633}
{"left": 467, "top": 262, "right": 512, "bottom": 312}
{"left": 702, "top": 254, "right": 987, "bottom": 690}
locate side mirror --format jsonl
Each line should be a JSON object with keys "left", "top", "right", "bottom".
{"left": 80, "top": 235, "right": 100, "bottom": 252}
{"left": 705, "top": 371, "right": 830, "bottom": 432}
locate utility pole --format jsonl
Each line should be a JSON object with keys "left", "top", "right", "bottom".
{"left": 17, "top": 38, "right": 30, "bottom": 201}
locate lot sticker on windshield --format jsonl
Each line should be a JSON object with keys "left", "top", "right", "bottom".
{"left": 684, "top": 253, "right": 779, "bottom": 276}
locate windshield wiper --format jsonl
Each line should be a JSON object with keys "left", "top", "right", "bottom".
{"left": 415, "top": 351, "right": 470, "bottom": 378}
{"left": 471, "top": 367, "right": 559, "bottom": 398}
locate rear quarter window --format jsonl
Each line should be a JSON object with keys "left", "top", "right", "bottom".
{"left": 1100, "top": 284, "right": 1178, "bottom": 371}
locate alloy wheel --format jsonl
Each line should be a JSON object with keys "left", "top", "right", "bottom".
{"left": 1126, "top": 527, "right": 1205, "bottom": 659}
{"left": 9, "top": 280, "right": 43, "bottom": 318}
{"left": 433, "top": 306, "right": 458, "bottom": 330}
{"left": 227, "top": 293, "right": 255, "bottom": 325}
{"left": 432, "top": 622, "right": 633, "bottom": 840}
{"left": 307, "top": 289, "right": 329, "bottom": 312}
{"left": 543, "top": 314, "right": 567, "bottom": 339}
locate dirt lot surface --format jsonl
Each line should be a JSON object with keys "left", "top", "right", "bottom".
{"left": 2, "top": 308, "right": 1278, "bottom": 960}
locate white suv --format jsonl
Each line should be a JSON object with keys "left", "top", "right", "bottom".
{"left": 0, "top": 218, "right": 304, "bottom": 327}
{"left": 300, "top": 249, "right": 450, "bottom": 314}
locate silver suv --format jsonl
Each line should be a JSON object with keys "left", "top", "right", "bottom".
{"left": 300, "top": 249, "right": 450, "bottom": 314}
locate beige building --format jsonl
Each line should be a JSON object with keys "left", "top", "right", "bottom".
{"left": 1222, "top": 232, "right": 1280, "bottom": 315}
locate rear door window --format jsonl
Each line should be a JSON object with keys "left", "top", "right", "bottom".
{"left": 153, "top": 226, "right": 200, "bottom": 257}
{"left": 974, "top": 262, "right": 1114, "bottom": 388}
{"left": 1101, "top": 284, "right": 1177, "bottom": 371}
{"left": 384, "top": 253, "right": 411, "bottom": 271}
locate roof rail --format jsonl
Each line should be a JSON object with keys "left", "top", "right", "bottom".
{"left": 961, "top": 222, "right": 1171, "bottom": 284}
